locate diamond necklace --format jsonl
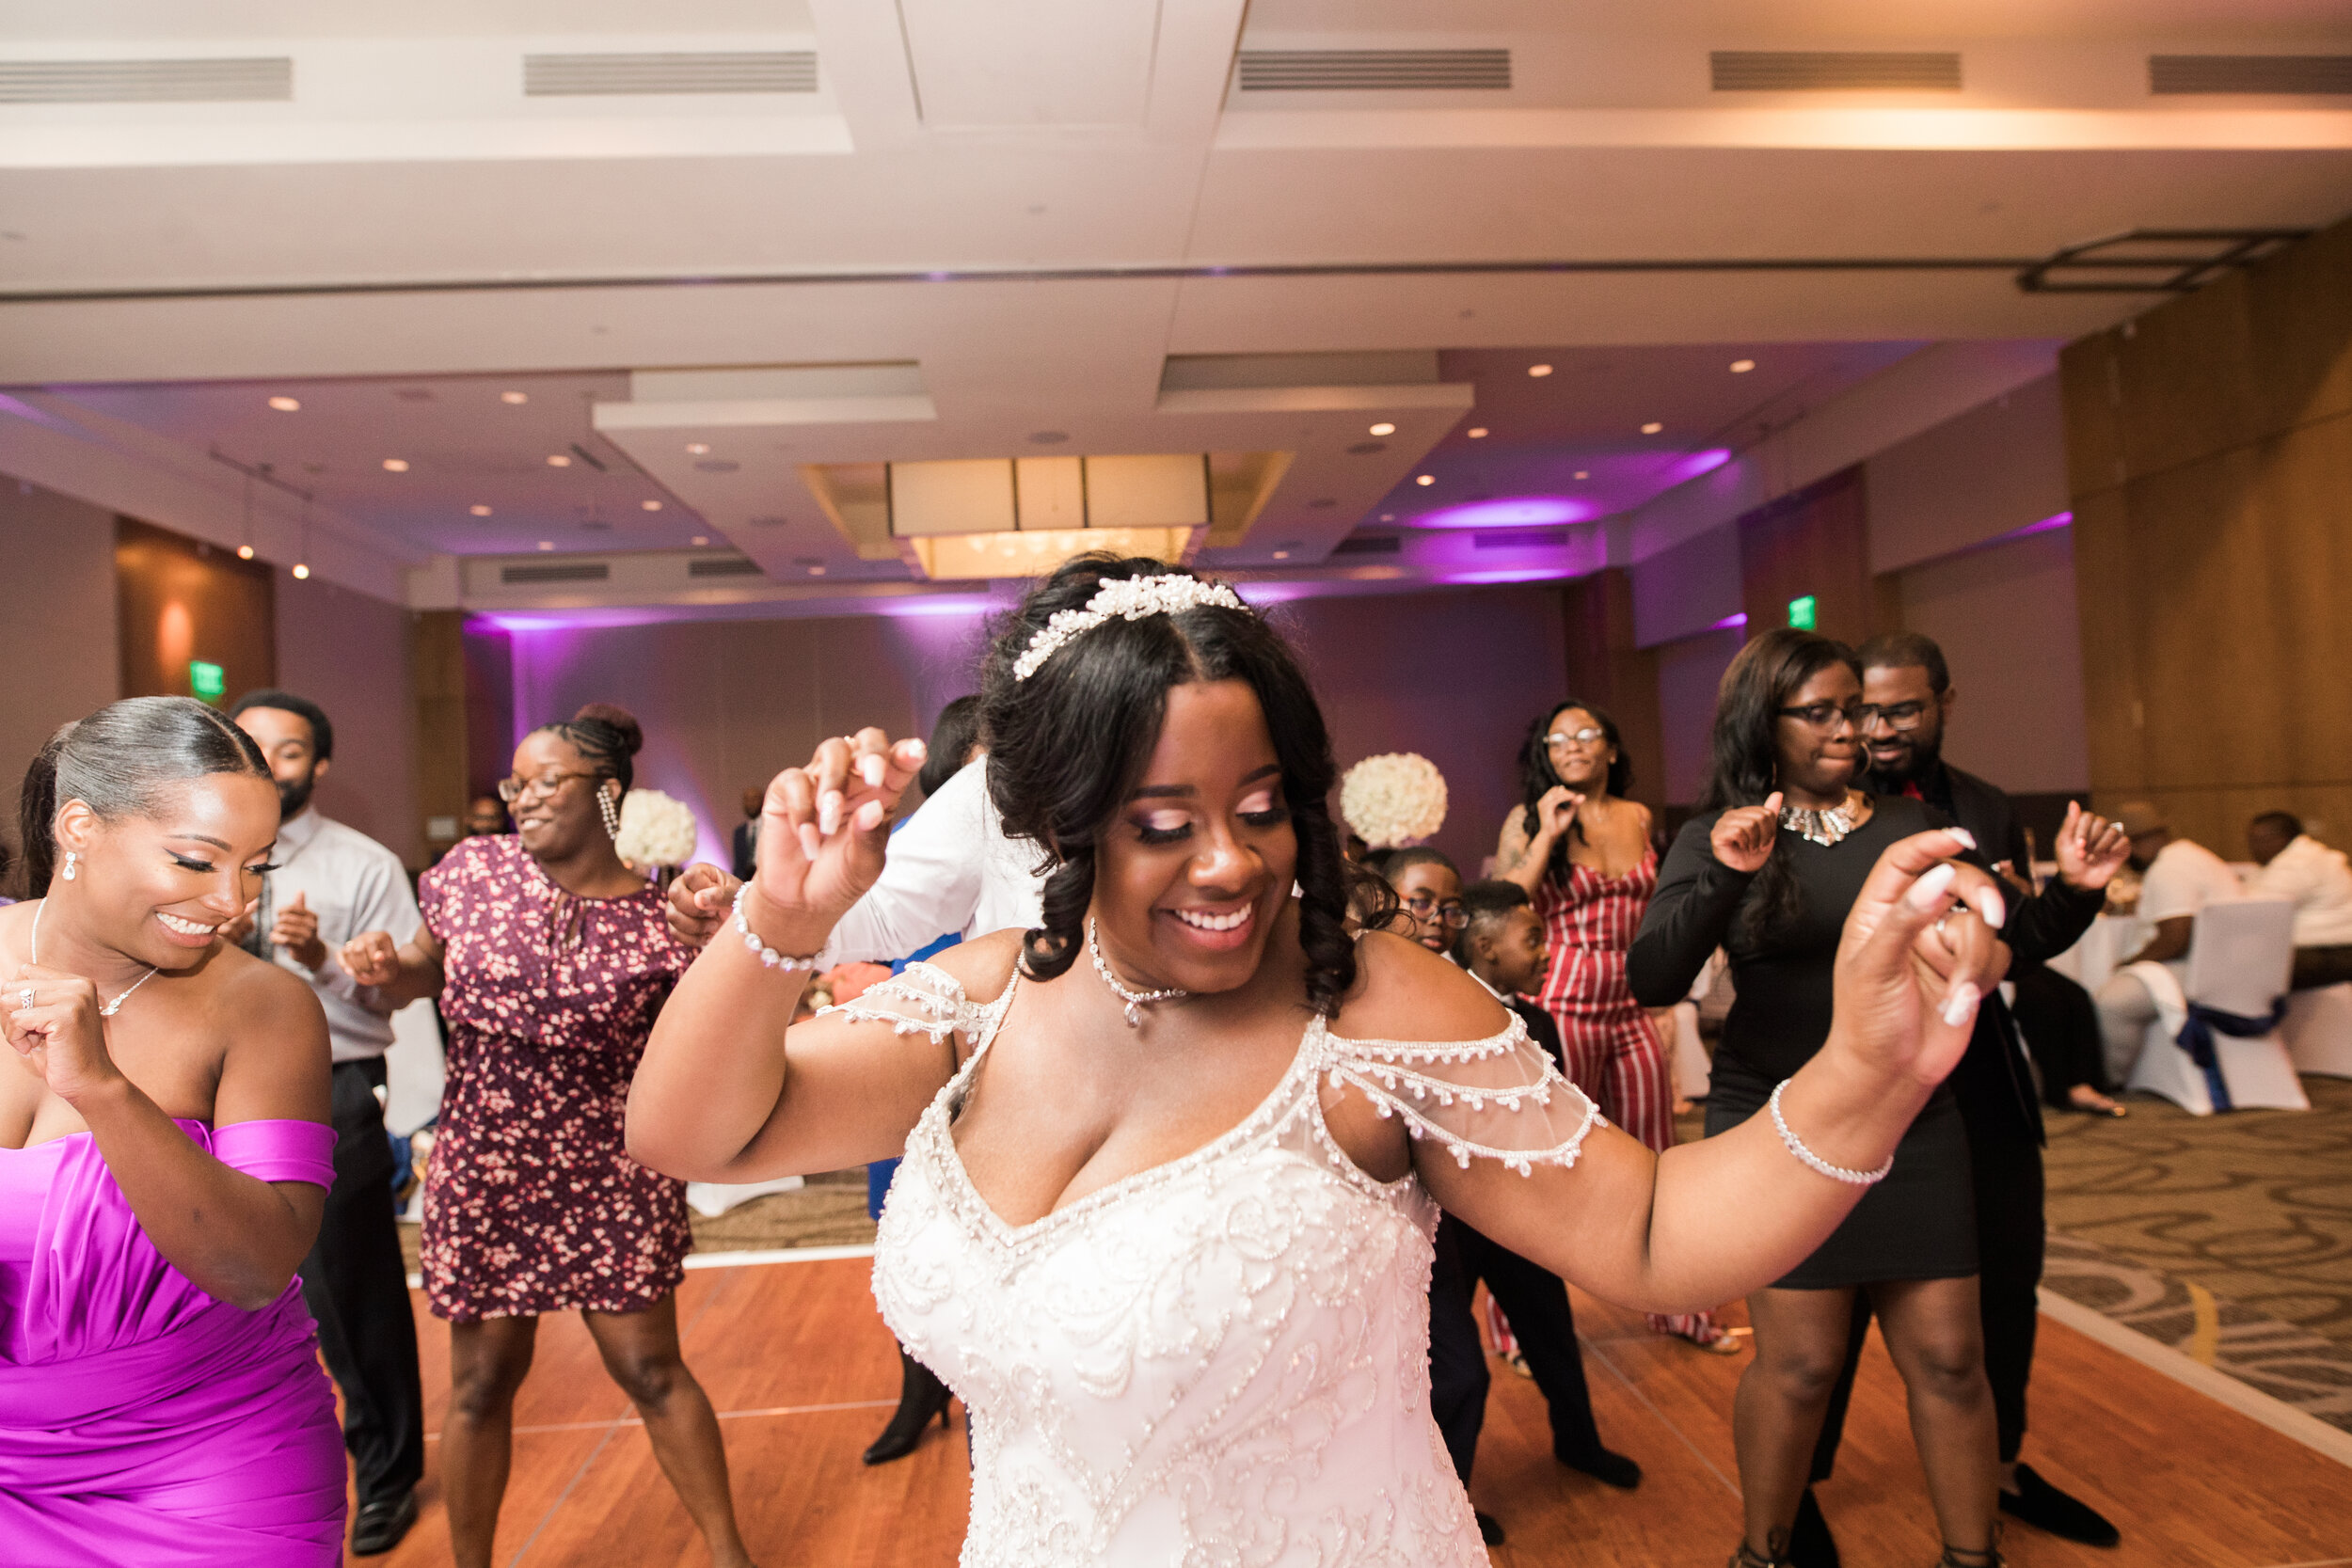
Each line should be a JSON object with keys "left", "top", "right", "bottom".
{"left": 1087, "top": 916, "right": 1186, "bottom": 1028}
{"left": 1778, "top": 791, "right": 1865, "bottom": 849}
{"left": 30, "top": 897, "right": 162, "bottom": 1017}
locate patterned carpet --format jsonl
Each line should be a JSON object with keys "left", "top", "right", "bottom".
{"left": 2042, "top": 1073, "right": 2352, "bottom": 1432}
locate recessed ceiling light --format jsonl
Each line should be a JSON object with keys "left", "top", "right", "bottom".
{"left": 381, "top": 458, "right": 408, "bottom": 472}
{"left": 1368, "top": 421, "right": 1395, "bottom": 436}
{"left": 546, "top": 453, "right": 571, "bottom": 467}
{"left": 1527, "top": 364, "right": 1553, "bottom": 377}
{"left": 807, "top": 564, "right": 826, "bottom": 576}
{"left": 469, "top": 504, "right": 492, "bottom": 516}
{"left": 291, "top": 563, "right": 310, "bottom": 579}
{"left": 1272, "top": 550, "right": 1291, "bottom": 560}
{"left": 686, "top": 442, "right": 710, "bottom": 455}
{"left": 1574, "top": 470, "right": 1589, "bottom": 480}
{"left": 501, "top": 390, "right": 529, "bottom": 404}
{"left": 691, "top": 535, "right": 709, "bottom": 546}
{"left": 537, "top": 540, "right": 553, "bottom": 551}
{"left": 1641, "top": 421, "right": 1663, "bottom": 435}
{"left": 236, "top": 545, "right": 255, "bottom": 560}
{"left": 641, "top": 499, "right": 662, "bottom": 512}
{"left": 267, "top": 396, "right": 300, "bottom": 412}
{"left": 1729, "top": 358, "right": 1756, "bottom": 373}
{"left": 1467, "top": 427, "right": 1489, "bottom": 438}
{"left": 1415, "top": 474, "right": 1436, "bottom": 486}
{"left": 1379, "top": 514, "right": 1395, "bottom": 522}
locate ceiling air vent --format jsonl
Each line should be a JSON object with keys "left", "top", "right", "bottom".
{"left": 500, "top": 562, "right": 610, "bottom": 586}
{"left": 522, "top": 52, "right": 818, "bottom": 97}
{"left": 2150, "top": 55, "right": 2352, "bottom": 95}
{"left": 1710, "top": 51, "right": 1962, "bottom": 91}
{"left": 1331, "top": 534, "right": 1403, "bottom": 557}
{"left": 686, "top": 556, "right": 763, "bottom": 578}
{"left": 0, "top": 56, "right": 292, "bottom": 103}
{"left": 1236, "top": 49, "right": 1511, "bottom": 92}
{"left": 1473, "top": 529, "right": 1570, "bottom": 549}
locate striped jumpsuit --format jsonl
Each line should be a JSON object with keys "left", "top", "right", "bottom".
{"left": 1534, "top": 849, "right": 1721, "bottom": 1343}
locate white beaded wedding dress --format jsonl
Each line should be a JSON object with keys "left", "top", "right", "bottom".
{"left": 848, "top": 959, "right": 1605, "bottom": 1568}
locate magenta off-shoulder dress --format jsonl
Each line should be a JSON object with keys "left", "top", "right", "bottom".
{"left": 0, "top": 1118, "right": 344, "bottom": 1566}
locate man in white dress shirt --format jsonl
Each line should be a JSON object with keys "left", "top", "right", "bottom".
{"left": 2247, "top": 811, "right": 2352, "bottom": 990}
{"left": 2092, "top": 800, "right": 2244, "bottom": 1083}
{"left": 229, "top": 690, "right": 426, "bottom": 1557}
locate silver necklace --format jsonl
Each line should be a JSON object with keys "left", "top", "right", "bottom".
{"left": 1779, "top": 791, "right": 1864, "bottom": 849}
{"left": 1087, "top": 916, "right": 1186, "bottom": 1028}
{"left": 30, "top": 897, "right": 162, "bottom": 1018}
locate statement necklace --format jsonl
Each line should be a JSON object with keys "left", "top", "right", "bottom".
{"left": 1778, "top": 791, "right": 1865, "bottom": 849}
{"left": 1088, "top": 917, "right": 1187, "bottom": 1028}
{"left": 30, "top": 898, "right": 162, "bottom": 1018}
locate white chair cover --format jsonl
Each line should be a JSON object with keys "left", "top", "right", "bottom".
{"left": 383, "top": 997, "right": 447, "bottom": 1138}
{"left": 2283, "top": 983, "right": 2352, "bottom": 1079}
{"left": 2124, "top": 899, "right": 2309, "bottom": 1114}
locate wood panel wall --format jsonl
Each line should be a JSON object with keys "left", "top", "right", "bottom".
{"left": 114, "top": 517, "right": 275, "bottom": 705}
{"left": 1736, "top": 465, "right": 1888, "bottom": 649}
{"left": 1556, "top": 568, "right": 1665, "bottom": 811}
{"left": 2060, "top": 214, "right": 2352, "bottom": 852}
{"left": 411, "top": 610, "right": 471, "bottom": 859}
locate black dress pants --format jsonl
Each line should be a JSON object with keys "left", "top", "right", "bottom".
{"left": 298, "top": 1057, "right": 426, "bottom": 1505}
{"left": 1810, "top": 1122, "right": 2042, "bottom": 1478}
{"left": 1427, "top": 1212, "right": 1606, "bottom": 1485}
{"left": 2008, "top": 963, "right": 2111, "bottom": 1102}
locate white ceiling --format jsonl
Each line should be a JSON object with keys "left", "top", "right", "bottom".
{"left": 3, "top": 0, "right": 2349, "bottom": 609}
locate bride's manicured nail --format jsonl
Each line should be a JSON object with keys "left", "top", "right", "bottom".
{"left": 854, "top": 800, "right": 884, "bottom": 831}
{"left": 818, "top": 791, "right": 843, "bottom": 835}
{"left": 1943, "top": 981, "right": 1982, "bottom": 1027}
{"left": 799, "top": 823, "right": 822, "bottom": 860}
{"left": 1906, "top": 863, "right": 1957, "bottom": 911}
{"left": 1946, "top": 827, "right": 1978, "bottom": 850}
{"left": 859, "top": 755, "right": 885, "bottom": 787}
{"left": 1973, "top": 887, "right": 2007, "bottom": 928}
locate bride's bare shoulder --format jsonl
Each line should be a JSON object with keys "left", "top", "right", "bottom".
{"left": 921, "top": 927, "right": 1026, "bottom": 1005}
{"left": 1329, "top": 928, "right": 1512, "bottom": 1044}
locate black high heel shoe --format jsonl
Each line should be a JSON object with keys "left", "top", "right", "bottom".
{"left": 863, "top": 1346, "right": 953, "bottom": 1465}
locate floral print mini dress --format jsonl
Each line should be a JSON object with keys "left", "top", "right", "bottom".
{"left": 418, "top": 835, "right": 696, "bottom": 1322}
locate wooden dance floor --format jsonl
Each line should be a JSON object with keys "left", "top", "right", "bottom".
{"left": 351, "top": 1256, "right": 2352, "bottom": 1568}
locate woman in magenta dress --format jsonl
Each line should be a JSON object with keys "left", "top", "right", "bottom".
{"left": 343, "top": 703, "right": 754, "bottom": 1568}
{"left": 0, "top": 697, "right": 342, "bottom": 1565}
{"left": 1497, "top": 699, "right": 1732, "bottom": 1351}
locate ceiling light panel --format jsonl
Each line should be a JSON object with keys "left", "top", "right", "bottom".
{"left": 0, "top": 56, "right": 292, "bottom": 104}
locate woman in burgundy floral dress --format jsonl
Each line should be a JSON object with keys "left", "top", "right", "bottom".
{"left": 342, "top": 705, "right": 754, "bottom": 1568}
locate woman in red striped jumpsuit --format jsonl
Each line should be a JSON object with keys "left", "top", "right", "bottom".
{"left": 1497, "top": 701, "right": 1735, "bottom": 1353}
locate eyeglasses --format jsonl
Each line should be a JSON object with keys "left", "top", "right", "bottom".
{"left": 1854, "top": 701, "right": 1931, "bottom": 731}
{"left": 1776, "top": 702, "right": 1863, "bottom": 731}
{"left": 497, "top": 769, "right": 601, "bottom": 804}
{"left": 1402, "top": 894, "right": 1470, "bottom": 927}
{"left": 1546, "top": 727, "right": 1608, "bottom": 749}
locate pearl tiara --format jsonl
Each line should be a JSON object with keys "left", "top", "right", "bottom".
{"left": 1011, "top": 574, "right": 1250, "bottom": 681}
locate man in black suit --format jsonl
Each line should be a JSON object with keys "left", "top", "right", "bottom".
{"left": 1792, "top": 632, "right": 2121, "bottom": 1563}
{"left": 729, "top": 786, "right": 762, "bottom": 881}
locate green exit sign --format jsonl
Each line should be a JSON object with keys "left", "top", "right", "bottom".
{"left": 189, "top": 660, "right": 226, "bottom": 703}
{"left": 1787, "top": 594, "right": 1818, "bottom": 630}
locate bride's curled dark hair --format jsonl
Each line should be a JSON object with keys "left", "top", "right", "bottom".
{"left": 980, "top": 553, "right": 1358, "bottom": 1017}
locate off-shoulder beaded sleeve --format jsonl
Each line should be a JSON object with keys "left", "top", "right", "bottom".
{"left": 1322, "top": 1010, "right": 1605, "bottom": 1176}
{"left": 816, "top": 959, "right": 995, "bottom": 1046}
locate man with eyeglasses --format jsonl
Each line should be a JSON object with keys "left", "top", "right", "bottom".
{"left": 1788, "top": 633, "right": 2123, "bottom": 1564}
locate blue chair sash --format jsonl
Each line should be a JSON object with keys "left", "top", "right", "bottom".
{"left": 2175, "top": 998, "right": 2288, "bottom": 1113}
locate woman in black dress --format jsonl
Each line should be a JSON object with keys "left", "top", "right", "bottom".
{"left": 1630, "top": 631, "right": 2105, "bottom": 1568}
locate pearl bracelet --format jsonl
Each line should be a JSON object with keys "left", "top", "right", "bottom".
{"left": 732, "top": 883, "right": 819, "bottom": 974}
{"left": 1768, "top": 1079, "right": 1893, "bottom": 1186}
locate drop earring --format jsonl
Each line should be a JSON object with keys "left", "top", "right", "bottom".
{"left": 60, "top": 851, "right": 77, "bottom": 882}
{"left": 597, "top": 786, "right": 621, "bottom": 841}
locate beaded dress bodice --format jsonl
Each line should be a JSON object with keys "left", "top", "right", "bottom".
{"left": 853, "top": 959, "right": 1603, "bottom": 1568}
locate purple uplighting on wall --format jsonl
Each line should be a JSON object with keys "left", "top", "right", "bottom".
{"left": 2006, "top": 509, "right": 2074, "bottom": 539}
{"left": 1413, "top": 495, "right": 1596, "bottom": 530}
{"left": 1667, "top": 448, "right": 1735, "bottom": 483}
{"left": 1712, "top": 611, "right": 1749, "bottom": 630}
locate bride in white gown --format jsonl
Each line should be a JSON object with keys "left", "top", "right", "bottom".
{"left": 628, "top": 557, "right": 2009, "bottom": 1568}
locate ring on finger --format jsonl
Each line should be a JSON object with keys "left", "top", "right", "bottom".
{"left": 16, "top": 987, "right": 32, "bottom": 1008}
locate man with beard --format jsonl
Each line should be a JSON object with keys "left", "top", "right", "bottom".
{"left": 229, "top": 689, "right": 426, "bottom": 1557}
{"left": 1786, "top": 634, "right": 2122, "bottom": 1566}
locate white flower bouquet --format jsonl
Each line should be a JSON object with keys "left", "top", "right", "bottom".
{"left": 614, "top": 788, "right": 700, "bottom": 869}
{"left": 1339, "top": 752, "right": 1449, "bottom": 848}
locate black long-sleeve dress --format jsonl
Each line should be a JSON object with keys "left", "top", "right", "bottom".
{"left": 1629, "top": 795, "right": 2097, "bottom": 1288}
